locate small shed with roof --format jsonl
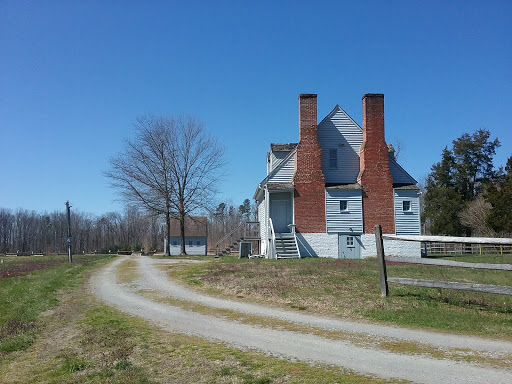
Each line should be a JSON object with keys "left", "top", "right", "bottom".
{"left": 165, "top": 216, "right": 208, "bottom": 255}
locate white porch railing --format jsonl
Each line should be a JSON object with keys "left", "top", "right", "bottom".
{"left": 287, "top": 224, "right": 300, "bottom": 258}
{"left": 215, "top": 221, "right": 260, "bottom": 256}
{"left": 268, "top": 218, "right": 277, "bottom": 259}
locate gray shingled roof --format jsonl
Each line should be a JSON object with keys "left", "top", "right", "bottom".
{"left": 270, "top": 143, "right": 297, "bottom": 152}
{"left": 170, "top": 216, "right": 207, "bottom": 237}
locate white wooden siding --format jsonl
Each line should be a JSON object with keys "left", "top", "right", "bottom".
{"left": 394, "top": 189, "right": 421, "bottom": 235}
{"left": 268, "top": 153, "right": 295, "bottom": 183}
{"left": 317, "top": 106, "right": 363, "bottom": 184}
{"left": 390, "top": 156, "right": 417, "bottom": 185}
{"left": 270, "top": 151, "right": 288, "bottom": 171}
{"left": 325, "top": 189, "right": 363, "bottom": 233}
{"left": 168, "top": 236, "right": 207, "bottom": 255}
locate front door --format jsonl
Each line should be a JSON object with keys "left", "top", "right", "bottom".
{"left": 339, "top": 234, "right": 361, "bottom": 259}
{"left": 270, "top": 199, "right": 291, "bottom": 233}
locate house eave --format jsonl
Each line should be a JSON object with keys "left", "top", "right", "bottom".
{"left": 393, "top": 184, "right": 420, "bottom": 190}
{"left": 325, "top": 183, "right": 362, "bottom": 190}
{"left": 254, "top": 184, "right": 265, "bottom": 201}
{"left": 271, "top": 143, "right": 298, "bottom": 152}
{"left": 267, "top": 183, "right": 294, "bottom": 191}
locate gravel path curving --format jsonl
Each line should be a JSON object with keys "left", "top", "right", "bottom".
{"left": 91, "top": 256, "right": 512, "bottom": 384}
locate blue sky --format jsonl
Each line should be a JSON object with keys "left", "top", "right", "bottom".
{"left": 1, "top": 1, "right": 511, "bottom": 216}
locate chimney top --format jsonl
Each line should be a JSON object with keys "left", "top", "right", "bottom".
{"left": 362, "top": 93, "right": 384, "bottom": 99}
{"left": 299, "top": 93, "right": 317, "bottom": 99}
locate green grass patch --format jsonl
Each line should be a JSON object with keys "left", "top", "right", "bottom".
{"left": 170, "top": 256, "right": 512, "bottom": 340}
{"left": 116, "top": 258, "right": 141, "bottom": 283}
{"left": 429, "top": 253, "right": 512, "bottom": 264}
{"left": 60, "top": 352, "right": 93, "bottom": 373}
{"left": 0, "top": 254, "right": 115, "bottom": 357}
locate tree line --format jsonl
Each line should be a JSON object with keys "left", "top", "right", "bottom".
{"left": 0, "top": 206, "right": 162, "bottom": 255}
{"left": 0, "top": 198, "right": 256, "bottom": 255}
{"left": 423, "top": 128, "right": 511, "bottom": 237}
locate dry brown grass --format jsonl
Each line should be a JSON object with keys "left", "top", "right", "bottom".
{"left": 174, "top": 258, "right": 400, "bottom": 318}
{"left": 170, "top": 256, "right": 512, "bottom": 340}
{"left": 136, "top": 287, "right": 512, "bottom": 369}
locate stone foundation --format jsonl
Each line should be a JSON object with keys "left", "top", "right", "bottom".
{"left": 361, "top": 234, "right": 421, "bottom": 258}
{"left": 296, "top": 233, "right": 338, "bottom": 258}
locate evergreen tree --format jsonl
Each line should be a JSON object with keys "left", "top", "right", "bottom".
{"left": 423, "top": 129, "right": 500, "bottom": 236}
{"left": 452, "top": 129, "right": 500, "bottom": 200}
{"left": 485, "top": 156, "right": 512, "bottom": 235}
{"left": 213, "top": 203, "right": 226, "bottom": 224}
{"left": 238, "top": 199, "right": 251, "bottom": 220}
{"left": 424, "top": 148, "right": 466, "bottom": 235}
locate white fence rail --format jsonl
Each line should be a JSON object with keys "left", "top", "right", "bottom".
{"left": 382, "top": 234, "right": 512, "bottom": 256}
{"left": 375, "top": 226, "right": 512, "bottom": 297}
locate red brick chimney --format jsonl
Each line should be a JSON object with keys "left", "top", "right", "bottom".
{"left": 293, "top": 94, "right": 326, "bottom": 233}
{"left": 358, "top": 94, "right": 395, "bottom": 234}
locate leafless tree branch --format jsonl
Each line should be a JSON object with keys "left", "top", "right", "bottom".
{"left": 104, "top": 114, "right": 225, "bottom": 255}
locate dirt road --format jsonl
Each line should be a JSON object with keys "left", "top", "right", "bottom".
{"left": 91, "top": 256, "right": 512, "bottom": 384}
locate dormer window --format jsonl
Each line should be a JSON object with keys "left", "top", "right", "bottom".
{"left": 329, "top": 149, "right": 337, "bottom": 169}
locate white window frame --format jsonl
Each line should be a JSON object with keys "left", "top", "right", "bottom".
{"left": 340, "top": 200, "right": 348, "bottom": 212}
{"left": 403, "top": 200, "right": 412, "bottom": 212}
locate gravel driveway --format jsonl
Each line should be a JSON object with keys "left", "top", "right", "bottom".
{"left": 91, "top": 256, "right": 512, "bottom": 384}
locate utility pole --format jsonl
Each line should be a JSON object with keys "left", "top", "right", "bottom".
{"left": 66, "top": 201, "right": 73, "bottom": 263}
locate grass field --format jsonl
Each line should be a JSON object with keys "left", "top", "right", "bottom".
{"left": 0, "top": 254, "right": 116, "bottom": 356}
{"left": 0, "top": 255, "right": 393, "bottom": 383}
{"left": 1, "top": 253, "right": 510, "bottom": 382}
{"left": 170, "top": 255, "right": 512, "bottom": 340}
{"left": 433, "top": 253, "right": 512, "bottom": 264}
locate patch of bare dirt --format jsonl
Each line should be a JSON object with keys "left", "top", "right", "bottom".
{"left": 0, "top": 259, "right": 66, "bottom": 278}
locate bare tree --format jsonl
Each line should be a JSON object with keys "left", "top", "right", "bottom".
{"left": 0, "top": 208, "right": 14, "bottom": 254}
{"left": 388, "top": 139, "right": 403, "bottom": 161}
{"left": 460, "top": 195, "right": 496, "bottom": 237}
{"left": 105, "top": 114, "right": 224, "bottom": 255}
{"left": 0, "top": 205, "right": 164, "bottom": 255}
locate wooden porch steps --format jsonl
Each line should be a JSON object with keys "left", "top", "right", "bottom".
{"left": 275, "top": 233, "right": 300, "bottom": 259}
{"left": 215, "top": 221, "right": 261, "bottom": 256}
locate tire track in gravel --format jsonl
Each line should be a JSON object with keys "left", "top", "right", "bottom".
{"left": 91, "top": 256, "right": 512, "bottom": 384}
{"left": 136, "top": 256, "right": 512, "bottom": 354}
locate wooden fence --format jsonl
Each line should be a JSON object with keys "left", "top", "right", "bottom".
{"left": 1, "top": 252, "right": 45, "bottom": 257}
{"left": 423, "top": 242, "right": 512, "bottom": 255}
{"left": 374, "top": 225, "right": 512, "bottom": 297}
